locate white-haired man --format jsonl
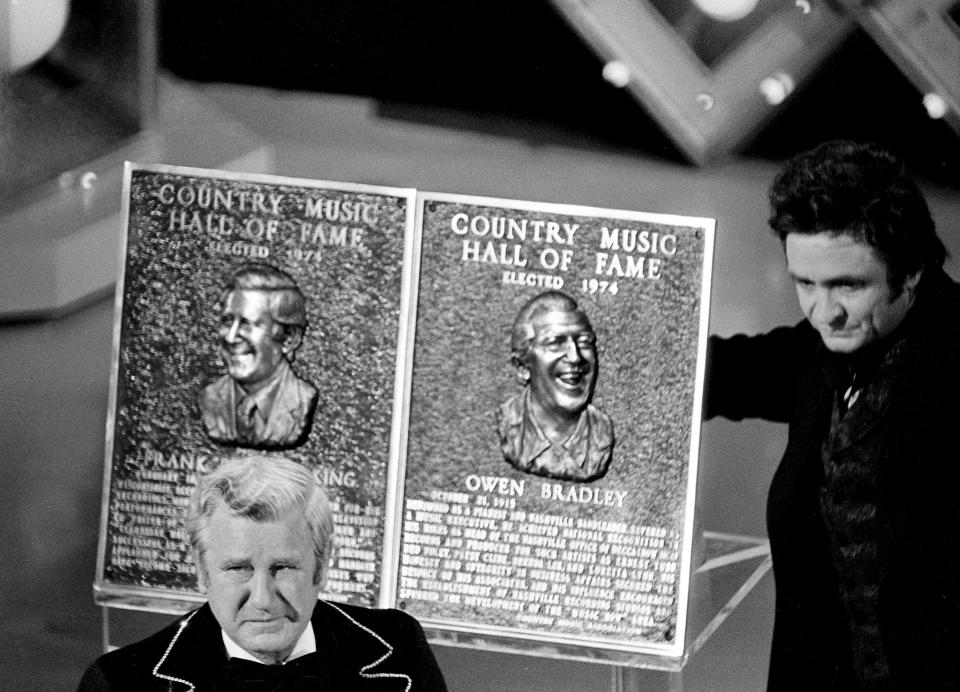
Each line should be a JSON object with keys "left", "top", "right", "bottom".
{"left": 78, "top": 456, "right": 447, "bottom": 691}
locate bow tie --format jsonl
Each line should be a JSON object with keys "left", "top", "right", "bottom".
{"left": 218, "top": 652, "right": 323, "bottom": 691}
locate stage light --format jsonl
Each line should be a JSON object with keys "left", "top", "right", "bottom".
{"left": 602, "top": 60, "right": 631, "bottom": 88}
{"left": 923, "top": 93, "right": 948, "bottom": 120}
{"left": 759, "top": 72, "right": 795, "bottom": 106}
{"left": 690, "top": 0, "right": 760, "bottom": 22}
{"left": 0, "top": 0, "right": 70, "bottom": 73}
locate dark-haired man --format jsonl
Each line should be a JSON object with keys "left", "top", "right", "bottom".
{"left": 706, "top": 140, "right": 960, "bottom": 689}
{"left": 199, "top": 263, "right": 318, "bottom": 450}
{"left": 496, "top": 290, "right": 613, "bottom": 483}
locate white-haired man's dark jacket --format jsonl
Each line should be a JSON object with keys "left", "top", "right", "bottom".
{"left": 78, "top": 600, "right": 447, "bottom": 691}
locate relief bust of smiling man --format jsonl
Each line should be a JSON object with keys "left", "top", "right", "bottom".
{"left": 199, "top": 263, "right": 318, "bottom": 450}
{"left": 495, "top": 290, "right": 614, "bottom": 483}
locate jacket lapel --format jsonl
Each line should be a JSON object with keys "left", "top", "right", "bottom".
{"left": 152, "top": 605, "right": 227, "bottom": 691}
{"left": 149, "top": 601, "right": 412, "bottom": 691}
{"left": 828, "top": 337, "right": 910, "bottom": 454}
{"left": 314, "top": 601, "right": 412, "bottom": 692}
{"left": 259, "top": 366, "right": 301, "bottom": 443}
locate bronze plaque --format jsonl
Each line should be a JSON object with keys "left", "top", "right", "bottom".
{"left": 396, "top": 193, "right": 714, "bottom": 657}
{"left": 96, "top": 164, "right": 417, "bottom": 609}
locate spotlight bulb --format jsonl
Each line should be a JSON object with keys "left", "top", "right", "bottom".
{"left": 923, "top": 93, "right": 948, "bottom": 120}
{"left": 691, "top": 0, "right": 760, "bottom": 22}
{"left": 0, "top": 0, "right": 70, "bottom": 74}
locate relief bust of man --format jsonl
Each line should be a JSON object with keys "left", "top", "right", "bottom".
{"left": 199, "top": 263, "right": 318, "bottom": 450}
{"left": 495, "top": 290, "right": 614, "bottom": 483}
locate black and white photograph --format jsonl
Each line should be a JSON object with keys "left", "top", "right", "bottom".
{"left": 3, "top": 1, "right": 960, "bottom": 689}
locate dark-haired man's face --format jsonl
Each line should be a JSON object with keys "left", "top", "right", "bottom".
{"left": 786, "top": 232, "right": 920, "bottom": 354}
{"left": 523, "top": 309, "right": 597, "bottom": 421}
{"left": 219, "top": 290, "right": 286, "bottom": 390}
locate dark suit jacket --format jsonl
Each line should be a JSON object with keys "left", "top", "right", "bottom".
{"left": 705, "top": 270, "right": 960, "bottom": 690}
{"left": 77, "top": 601, "right": 448, "bottom": 691}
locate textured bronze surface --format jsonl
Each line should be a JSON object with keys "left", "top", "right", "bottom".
{"left": 101, "top": 166, "right": 411, "bottom": 607}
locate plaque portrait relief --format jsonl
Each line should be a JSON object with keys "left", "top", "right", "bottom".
{"left": 400, "top": 194, "right": 714, "bottom": 655}
{"left": 495, "top": 290, "right": 614, "bottom": 483}
{"left": 198, "top": 262, "right": 319, "bottom": 450}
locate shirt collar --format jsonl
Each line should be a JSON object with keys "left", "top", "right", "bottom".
{"left": 520, "top": 388, "right": 590, "bottom": 465}
{"left": 234, "top": 359, "right": 290, "bottom": 416}
{"left": 221, "top": 621, "right": 317, "bottom": 664}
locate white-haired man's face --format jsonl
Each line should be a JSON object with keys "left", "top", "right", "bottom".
{"left": 202, "top": 506, "right": 322, "bottom": 664}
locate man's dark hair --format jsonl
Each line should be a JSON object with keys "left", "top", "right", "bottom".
{"left": 768, "top": 140, "right": 946, "bottom": 288}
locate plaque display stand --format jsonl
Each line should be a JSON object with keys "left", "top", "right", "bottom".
{"left": 99, "top": 531, "right": 770, "bottom": 691}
